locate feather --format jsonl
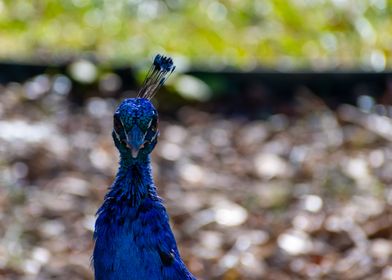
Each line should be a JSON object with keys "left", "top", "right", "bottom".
{"left": 137, "top": 54, "right": 176, "bottom": 100}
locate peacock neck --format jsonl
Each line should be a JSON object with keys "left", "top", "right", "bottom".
{"left": 108, "top": 154, "right": 158, "bottom": 207}
{"left": 119, "top": 153, "right": 152, "bottom": 170}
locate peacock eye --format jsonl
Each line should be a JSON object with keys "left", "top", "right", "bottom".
{"left": 113, "top": 115, "right": 122, "bottom": 132}
{"left": 113, "top": 114, "right": 126, "bottom": 140}
{"left": 150, "top": 117, "right": 158, "bottom": 131}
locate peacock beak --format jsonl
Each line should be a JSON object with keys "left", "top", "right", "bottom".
{"left": 126, "top": 126, "right": 145, "bottom": 158}
{"left": 130, "top": 147, "right": 140, "bottom": 158}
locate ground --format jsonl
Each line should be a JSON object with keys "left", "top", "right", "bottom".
{"left": 0, "top": 75, "right": 391, "bottom": 279}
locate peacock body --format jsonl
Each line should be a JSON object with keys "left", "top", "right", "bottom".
{"left": 93, "top": 55, "right": 195, "bottom": 280}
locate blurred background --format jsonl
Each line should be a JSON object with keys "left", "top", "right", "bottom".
{"left": 1, "top": 0, "right": 392, "bottom": 279}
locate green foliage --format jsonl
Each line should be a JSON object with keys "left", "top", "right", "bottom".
{"left": 0, "top": 0, "right": 391, "bottom": 70}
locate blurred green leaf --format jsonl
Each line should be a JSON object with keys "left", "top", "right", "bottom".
{"left": 0, "top": 0, "right": 391, "bottom": 70}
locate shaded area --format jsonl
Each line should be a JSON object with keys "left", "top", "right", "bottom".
{"left": 1, "top": 61, "right": 392, "bottom": 112}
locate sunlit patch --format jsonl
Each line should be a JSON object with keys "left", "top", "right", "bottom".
{"left": 278, "top": 230, "right": 312, "bottom": 255}
{"left": 301, "top": 195, "right": 323, "bottom": 213}
{"left": 213, "top": 200, "right": 248, "bottom": 227}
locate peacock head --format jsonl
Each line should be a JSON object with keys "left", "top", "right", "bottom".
{"left": 112, "top": 54, "right": 175, "bottom": 160}
{"left": 113, "top": 98, "right": 159, "bottom": 159}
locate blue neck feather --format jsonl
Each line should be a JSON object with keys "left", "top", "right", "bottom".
{"left": 103, "top": 155, "right": 158, "bottom": 210}
{"left": 93, "top": 150, "right": 195, "bottom": 280}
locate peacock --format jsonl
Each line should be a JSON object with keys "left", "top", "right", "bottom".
{"left": 93, "top": 55, "right": 196, "bottom": 280}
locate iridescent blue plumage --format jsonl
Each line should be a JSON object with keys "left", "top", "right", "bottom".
{"left": 93, "top": 55, "right": 195, "bottom": 280}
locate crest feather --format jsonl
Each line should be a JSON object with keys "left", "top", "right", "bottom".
{"left": 137, "top": 54, "right": 176, "bottom": 100}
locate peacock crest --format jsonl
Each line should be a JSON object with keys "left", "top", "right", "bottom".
{"left": 137, "top": 54, "right": 176, "bottom": 100}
